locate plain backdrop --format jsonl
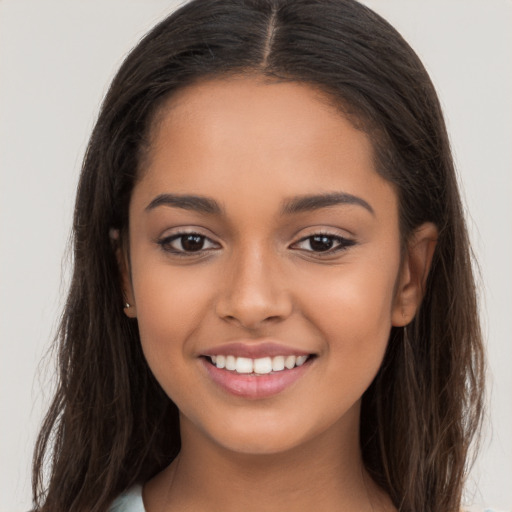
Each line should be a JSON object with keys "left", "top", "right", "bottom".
{"left": 1, "top": 1, "right": 511, "bottom": 511}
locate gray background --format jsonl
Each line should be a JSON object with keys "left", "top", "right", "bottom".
{"left": 1, "top": 1, "right": 511, "bottom": 510}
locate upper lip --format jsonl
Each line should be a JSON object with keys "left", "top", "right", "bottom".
{"left": 200, "top": 340, "right": 312, "bottom": 359}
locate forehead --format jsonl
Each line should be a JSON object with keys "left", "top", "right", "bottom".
{"left": 135, "top": 76, "right": 396, "bottom": 217}
{"left": 147, "top": 76, "right": 372, "bottom": 166}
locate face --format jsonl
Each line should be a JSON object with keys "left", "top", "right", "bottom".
{"left": 123, "top": 77, "right": 418, "bottom": 455}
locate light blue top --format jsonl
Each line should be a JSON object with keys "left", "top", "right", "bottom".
{"left": 109, "top": 485, "right": 145, "bottom": 512}
{"left": 109, "top": 485, "right": 503, "bottom": 512}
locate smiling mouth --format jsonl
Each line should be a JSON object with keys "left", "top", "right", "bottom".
{"left": 201, "top": 352, "right": 316, "bottom": 399}
{"left": 203, "top": 354, "right": 314, "bottom": 375}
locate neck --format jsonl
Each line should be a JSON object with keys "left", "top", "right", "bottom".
{"left": 144, "top": 404, "right": 394, "bottom": 512}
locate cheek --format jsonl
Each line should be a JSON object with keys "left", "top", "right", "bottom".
{"left": 301, "top": 256, "right": 399, "bottom": 371}
{"left": 302, "top": 275, "right": 395, "bottom": 418}
{"left": 132, "top": 261, "right": 211, "bottom": 369}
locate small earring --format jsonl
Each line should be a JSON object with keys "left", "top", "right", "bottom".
{"left": 124, "top": 302, "right": 131, "bottom": 308}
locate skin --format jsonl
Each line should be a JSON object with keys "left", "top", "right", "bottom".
{"left": 120, "top": 76, "right": 437, "bottom": 512}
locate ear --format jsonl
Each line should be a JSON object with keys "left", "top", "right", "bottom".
{"left": 110, "top": 228, "right": 137, "bottom": 319}
{"left": 391, "top": 222, "right": 438, "bottom": 327}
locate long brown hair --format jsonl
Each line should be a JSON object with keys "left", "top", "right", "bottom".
{"left": 32, "top": 1, "right": 485, "bottom": 511}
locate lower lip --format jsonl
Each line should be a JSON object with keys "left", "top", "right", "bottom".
{"left": 202, "top": 358, "right": 312, "bottom": 399}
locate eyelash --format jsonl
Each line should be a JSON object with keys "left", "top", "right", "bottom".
{"left": 291, "top": 233, "right": 356, "bottom": 255}
{"left": 156, "top": 231, "right": 356, "bottom": 257}
{"left": 157, "top": 232, "right": 220, "bottom": 257}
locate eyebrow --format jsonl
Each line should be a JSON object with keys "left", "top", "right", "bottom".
{"left": 281, "top": 192, "right": 374, "bottom": 216}
{"left": 145, "top": 191, "right": 374, "bottom": 216}
{"left": 145, "top": 194, "right": 223, "bottom": 214}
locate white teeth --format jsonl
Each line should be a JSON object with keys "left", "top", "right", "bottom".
{"left": 296, "top": 355, "right": 308, "bottom": 367}
{"left": 225, "top": 355, "right": 236, "bottom": 371}
{"left": 284, "top": 355, "right": 296, "bottom": 370}
{"left": 253, "top": 357, "right": 272, "bottom": 374}
{"left": 235, "top": 357, "right": 253, "bottom": 374}
{"left": 211, "top": 354, "right": 309, "bottom": 373}
{"left": 271, "top": 355, "right": 285, "bottom": 371}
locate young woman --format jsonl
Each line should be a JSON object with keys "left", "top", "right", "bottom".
{"left": 31, "top": 1, "right": 486, "bottom": 511}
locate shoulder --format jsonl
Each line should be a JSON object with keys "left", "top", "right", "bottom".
{"left": 109, "top": 485, "right": 146, "bottom": 512}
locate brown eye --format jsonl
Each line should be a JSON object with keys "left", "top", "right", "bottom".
{"left": 309, "top": 235, "right": 336, "bottom": 252}
{"left": 157, "top": 232, "right": 219, "bottom": 255}
{"left": 180, "top": 234, "right": 205, "bottom": 251}
{"left": 292, "top": 234, "right": 356, "bottom": 254}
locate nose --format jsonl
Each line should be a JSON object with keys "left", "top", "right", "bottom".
{"left": 215, "top": 244, "right": 293, "bottom": 330}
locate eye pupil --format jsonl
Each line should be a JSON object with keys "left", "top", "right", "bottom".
{"left": 182, "top": 234, "right": 204, "bottom": 251}
{"left": 310, "top": 235, "right": 334, "bottom": 252}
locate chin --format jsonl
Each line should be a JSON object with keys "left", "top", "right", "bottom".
{"left": 200, "top": 414, "right": 335, "bottom": 458}
{"left": 219, "top": 433, "right": 302, "bottom": 456}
